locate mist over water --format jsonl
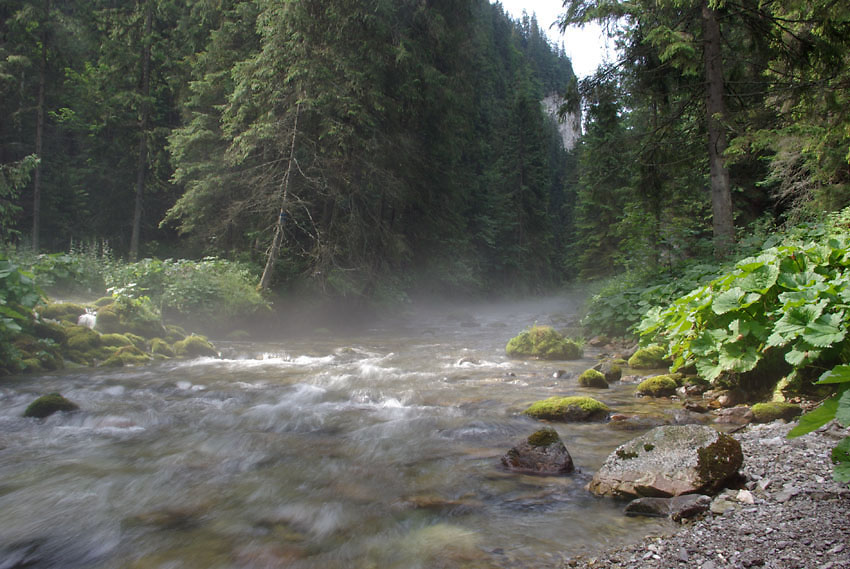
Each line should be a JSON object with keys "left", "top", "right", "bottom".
{"left": 0, "top": 295, "right": 676, "bottom": 568}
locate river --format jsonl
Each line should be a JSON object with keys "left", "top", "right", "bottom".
{"left": 0, "top": 296, "right": 678, "bottom": 568}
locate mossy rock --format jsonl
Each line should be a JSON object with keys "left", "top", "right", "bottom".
{"left": 527, "top": 427, "right": 561, "bottom": 447}
{"left": 506, "top": 326, "right": 582, "bottom": 361}
{"left": 150, "top": 338, "right": 175, "bottom": 358}
{"left": 123, "top": 333, "right": 147, "bottom": 350}
{"left": 636, "top": 374, "right": 679, "bottom": 397}
{"left": 164, "top": 325, "right": 188, "bottom": 343}
{"left": 628, "top": 345, "right": 670, "bottom": 369}
{"left": 66, "top": 325, "right": 102, "bottom": 352}
{"left": 100, "top": 333, "right": 134, "bottom": 348}
{"left": 33, "top": 320, "right": 69, "bottom": 346}
{"left": 22, "top": 358, "right": 44, "bottom": 372}
{"left": 94, "top": 296, "right": 115, "bottom": 307}
{"left": 94, "top": 307, "right": 121, "bottom": 333}
{"left": 524, "top": 396, "right": 610, "bottom": 422}
{"left": 173, "top": 335, "right": 218, "bottom": 358}
{"left": 102, "top": 345, "right": 152, "bottom": 368}
{"left": 94, "top": 298, "right": 164, "bottom": 339}
{"left": 225, "top": 329, "right": 251, "bottom": 341}
{"left": 751, "top": 402, "right": 802, "bottom": 423}
{"left": 37, "top": 302, "right": 87, "bottom": 324}
{"left": 24, "top": 393, "right": 80, "bottom": 418}
{"left": 578, "top": 368, "right": 609, "bottom": 389}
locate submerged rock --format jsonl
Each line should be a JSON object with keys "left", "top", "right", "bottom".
{"left": 24, "top": 393, "right": 80, "bottom": 418}
{"left": 588, "top": 424, "right": 743, "bottom": 499}
{"left": 624, "top": 494, "right": 711, "bottom": 521}
{"left": 523, "top": 396, "right": 609, "bottom": 422}
{"left": 594, "top": 359, "right": 623, "bottom": 383}
{"left": 501, "top": 428, "right": 575, "bottom": 474}
{"left": 173, "top": 335, "right": 218, "bottom": 358}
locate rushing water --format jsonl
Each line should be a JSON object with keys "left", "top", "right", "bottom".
{"left": 0, "top": 296, "right": 678, "bottom": 569}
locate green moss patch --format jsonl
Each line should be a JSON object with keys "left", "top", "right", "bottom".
{"left": 527, "top": 427, "right": 561, "bottom": 447}
{"left": 751, "top": 402, "right": 802, "bottom": 423}
{"left": 628, "top": 345, "right": 670, "bottom": 369}
{"left": 66, "top": 325, "right": 102, "bottom": 352}
{"left": 24, "top": 393, "right": 80, "bottom": 418}
{"left": 578, "top": 368, "right": 609, "bottom": 389}
{"left": 506, "top": 326, "right": 582, "bottom": 360}
{"left": 102, "top": 345, "right": 152, "bottom": 367}
{"left": 150, "top": 338, "right": 175, "bottom": 358}
{"left": 524, "top": 396, "right": 610, "bottom": 422}
{"left": 636, "top": 374, "right": 679, "bottom": 397}
{"left": 100, "top": 333, "right": 134, "bottom": 348}
{"left": 173, "top": 335, "right": 218, "bottom": 358}
{"left": 37, "top": 302, "right": 87, "bottom": 324}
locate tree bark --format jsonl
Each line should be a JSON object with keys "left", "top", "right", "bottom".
{"left": 130, "top": 1, "right": 153, "bottom": 261}
{"left": 259, "top": 102, "right": 301, "bottom": 291}
{"left": 702, "top": 0, "right": 734, "bottom": 257}
{"left": 31, "top": 0, "right": 50, "bottom": 252}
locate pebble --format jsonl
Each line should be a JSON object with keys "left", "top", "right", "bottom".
{"left": 562, "top": 422, "right": 850, "bottom": 569}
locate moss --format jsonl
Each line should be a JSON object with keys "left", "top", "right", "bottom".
{"left": 527, "top": 428, "right": 561, "bottom": 447}
{"left": 124, "top": 333, "right": 147, "bottom": 350}
{"left": 66, "top": 325, "right": 102, "bottom": 351}
{"left": 37, "top": 302, "right": 87, "bottom": 324}
{"left": 225, "top": 329, "right": 251, "bottom": 340}
{"left": 102, "top": 345, "right": 152, "bottom": 367}
{"left": 94, "top": 298, "right": 164, "bottom": 339}
{"left": 578, "top": 368, "right": 609, "bottom": 389}
{"left": 616, "top": 449, "right": 639, "bottom": 460}
{"left": 173, "top": 335, "right": 218, "bottom": 358}
{"left": 24, "top": 393, "right": 79, "bottom": 418}
{"left": 100, "top": 333, "right": 134, "bottom": 348}
{"left": 696, "top": 432, "right": 744, "bottom": 491}
{"left": 22, "top": 358, "right": 44, "bottom": 372}
{"left": 628, "top": 345, "right": 670, "bottom": 369}
{"left": 93, "top": 296, "right": 115, "bottom": 307}
{"left": 751, "top": 402, "right": 802, "bottom": 423}
{"left": 506, "top": 326, "right": 582, "bottom": 361}
{"left": 93, "top": 307, "right": 120, "bottom": 333}
{"left": 150, "top": 338, "right": 175, "bottom": 358}
{"left": 523, "top": 396, "right": 610, "bottom": 422}
{"left": 33, "top": 320, "right": 69, "bottom": 346}
{"left": 164, "top": 325, "right": 187, "bottom": 343}
{"left": 636, "top": 375, "right": 679, "bottom": 397}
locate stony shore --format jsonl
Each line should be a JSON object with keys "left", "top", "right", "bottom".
{"left": 563, "top": 421, "right": 850, "bottom": 569}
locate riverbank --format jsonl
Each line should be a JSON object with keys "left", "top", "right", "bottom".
{"left": 563, "top": 421, "right": 850, "bottom": 569}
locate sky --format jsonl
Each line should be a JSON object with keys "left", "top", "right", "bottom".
{"left": 494, "top": 0, "right": 614, "bottom": 78}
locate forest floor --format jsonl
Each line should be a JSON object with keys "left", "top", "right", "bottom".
{"left": 562, "top": 421, "right": 850, "bottom": 569}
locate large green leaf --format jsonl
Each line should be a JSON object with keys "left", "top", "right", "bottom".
{"left": 836, "top": 390, "right": 850, "bottom": 426}
{"left": 738, "top": 261, "right": 779, "bottom": 293}
{"left": 831, "top": 437, "right": 850, "bottom": 483}
{"left": 768, "top": 302, "right": 826, "bottom": 346}
{"left": 803, "top": 313, "right": 846, "bottom": 348}
{"left": 817, "top": 365, "right": 850, "bottom": 385}
{"left": 712, "top": 287, "right": 745, "bottom": 315}
{"left": 788, "top": 393, "right": 840, "bottom": 437}
{"left": 718, "top": 342, "right": 760, "bottom": 373}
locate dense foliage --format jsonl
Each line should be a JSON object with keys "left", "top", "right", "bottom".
{"left": 0, "top": 256, "right": 43, "bottom": 374}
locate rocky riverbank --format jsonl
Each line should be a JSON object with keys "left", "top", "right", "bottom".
{"left": 563, "top": 421, "right": 850, "bottom": 569}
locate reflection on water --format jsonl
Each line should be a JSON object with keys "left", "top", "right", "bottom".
{"left": 0, "top": 297, "right": 676, "bottom": 568}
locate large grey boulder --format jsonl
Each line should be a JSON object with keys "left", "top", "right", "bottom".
{"left": 587, "top": 424, "right": 742, "bottom": 499}
{"left": 501, "top": 428, "right": 574, "bottom": 475}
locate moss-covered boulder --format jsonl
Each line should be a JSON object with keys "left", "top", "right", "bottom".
{"left": 628, "top": 345, "right": 670, "bottom": 369}
{"left": 100, "top": 333, "right": 134, "bottom": 348}
{"left": 751, "top": 402, "right": 802, "bottom": 423}
{"left": 636, "top": 374, "right": 680, "bottom": 397}
{"left": 102, "top": 345, "right": 152, "bottom": 367}
{"left": 523, "top": 396, "right": 609, "bottom": 422}
{"left": 164, "top": 324, "right": 188, "bottom": 343}
{"left": 150, "top": 338, "right": 175, "bottom": 358}
{"left": 501, "top": 428, "right": 575, "bottom": 474}
{"left": 595, "top": 359, "right": 623, "bottom": 383}
{"left": 33, "top": 320, "right": 69, "bottom": 346}
{"left": 24, "top": 393, "right": 80, "bottom": 418}
{"left": 36, "top": 302, "right": 87, "bottom": 324}
{"left": 94, "top": 297, "right": 164, "bottom": 339}
{"left": 66, "top": 325, "right": 102, "bottom": 352}
{"left": 588, "top": 424, "right": 743, "bottom": 499}
{"left": 173, "top": 335, "right": 218, "bottom": 358}
{"left": 93, "top": 296, "right": 115, "bottom": 307}
{"left": 506, "top": 326, "right": 582, "bottom": 360}
{"left": 578, "top": 368, "right": 609, "bottom": 389}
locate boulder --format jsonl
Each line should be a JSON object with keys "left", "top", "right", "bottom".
{"left": 24, "top": 393, "right": 80, "bottom": 418}
{"left": 587, "top": 424, "right": 743, "bottom": 499}
{"left": 523, "top": 396, "right": 610, "bottom": 422}
{"left": 173, "top": 335, "right": 218, "bottom": 358}
{"left": 578, "top": 368, "right": 609, "bottom": 389}
{"left": 624, "top": 494, "right": 711, "bottom": 522}
{"left": 505, "top": 326, "right": 582, "bottom": 360}
{"left": 501, "top": 428, "right": 574, "bottom": 475}
{"left": 594, "top": 359, "right": 623, "bottom": 383}
{"left": 750, "top": 402, "right": 801, "bottom": 423}
{"left": 627, "top": 345, "right": 669, "bottom": 369}
{"left": 713, "top": 405, "right": 754, "bottom": 426}
{"left": 636, "top": 374, "right": 680, "bottom": 397}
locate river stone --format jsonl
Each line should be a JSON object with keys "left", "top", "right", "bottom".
{"left": 624, "top": 494, "right": 711, "bottom": 521}
{"left": 501, "top": 428, "right": 574, "bottom": 474}
{"left": 587, "top": 424, "right": 743, "bottom": 499}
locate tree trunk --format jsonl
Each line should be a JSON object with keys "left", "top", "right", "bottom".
{"left": 259, "top": 102, "right": 301, "bottom": 291}
{"left": 32, "top": 0, "right": 50, "bottom": 252}
{"left": 702, "top": 0, "right": 734, "bottom": 257}
{"left": 130, "top": 1, "right": 153, "bottom": 261}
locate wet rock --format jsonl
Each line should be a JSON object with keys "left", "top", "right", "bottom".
{"left": 713, "top": 405, "right": 754, "bottom": 426}
{"left": 627, "top": 345, "right": 669, "bottom": 369}
{"left": 636, "top": 374, "right": 680, "bottom": 397}
{"left": 501, "top": 428, "right": 575, "bottom": 474}
{"left": 523, "top": 396, "right": 610, "bottom": 422}
{"left": 624, "top": 494, "right": 711, "bottom": 521}
{"left": 173, "top": 335, "right": 218, "bottom": 358}
{"left": 578, "top": 368, "right": 609, "bottom": 389}
{"left": 750, "top": 402, "right": 801, "bottom": 423}
{"left": 593, "top": 359, "right": 623, "bottom": 383}
{"left": 23, "top": 393, "right": 80, "bottom": 418}
{"left": 587, "top": 424, "right": 743, "bottom": 499}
